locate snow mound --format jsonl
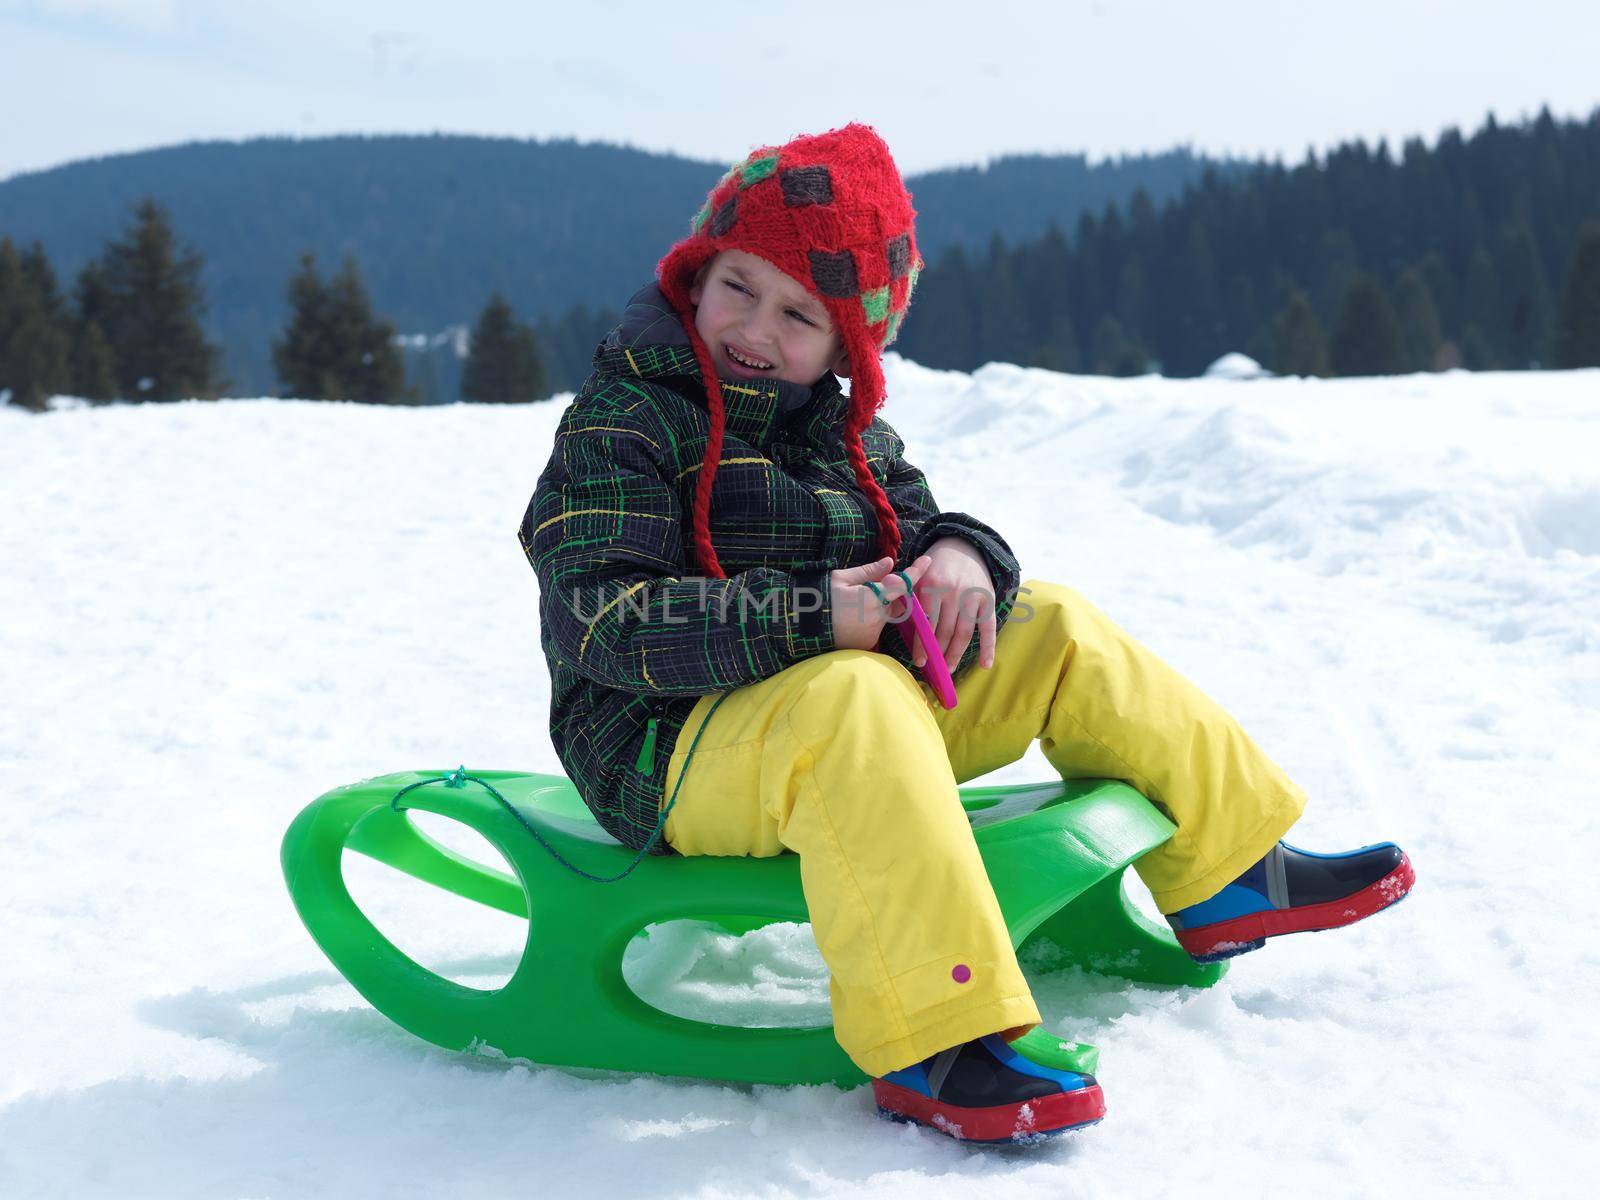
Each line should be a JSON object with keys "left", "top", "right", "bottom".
{"left": 1203, "top": 351, "right": 1272, "bottom": 379}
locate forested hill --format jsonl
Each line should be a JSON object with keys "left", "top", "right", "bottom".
{"left": 896, "top": 107, "right": 1600, "bottom": 377}
{"left": 0, "top": 135, "right": 1225, "bottom": 395}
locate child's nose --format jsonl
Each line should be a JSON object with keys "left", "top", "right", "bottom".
{"left": 742, "top": 308, "right": 784, "bottom": 348}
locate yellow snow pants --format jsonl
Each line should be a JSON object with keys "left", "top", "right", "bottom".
{"left": 661, "top": 579, "right": 1306, "bottom": 1077}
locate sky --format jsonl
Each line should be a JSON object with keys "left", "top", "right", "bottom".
{"left": 1, "top": 0, "right": 1598, "bottom": 182}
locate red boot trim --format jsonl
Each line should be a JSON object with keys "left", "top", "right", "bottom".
{"left": 1176, "top": 854, "right": 1416, "bottom": 959}
{"left": 872, "top": 1078, "right": 1105, "bottom": 1142}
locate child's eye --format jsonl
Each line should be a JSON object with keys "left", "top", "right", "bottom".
{"left": 724, "top": 280, "right": 752, "bottom": 296}
{"left": 788, "top": 310, "right": 816, "bottom": 327}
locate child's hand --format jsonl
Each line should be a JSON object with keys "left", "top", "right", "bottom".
{"left": 912, "top": 537, "right": 997, "bottom": 672}
{"left": 828, "top": 555, "right": 931, "bottom": 652}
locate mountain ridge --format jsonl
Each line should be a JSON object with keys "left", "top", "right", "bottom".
{"left": 0, "top": 132, "right": 1232, "bottom": 393}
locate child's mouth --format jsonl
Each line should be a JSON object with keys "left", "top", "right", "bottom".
{"left": 724, "top": 344, "right": 775, "bottom": 374}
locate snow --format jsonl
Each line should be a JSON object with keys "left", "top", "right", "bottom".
{"left": 1203, "top": 351, "right": 1271, "bottom": 379}
{"left": 3, "top": 361, "right": 1599, "bottom": 1196}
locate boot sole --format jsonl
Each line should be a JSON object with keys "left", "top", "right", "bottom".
{"left": 1176, "top": 853, "right": 1416, "bottom": 962}
{"left": 872, "top": 1078, "right": 1105, "bottom": 1143}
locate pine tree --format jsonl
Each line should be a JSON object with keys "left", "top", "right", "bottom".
{"left": 1067, "top": 211, "right": 1103, "bottom": 354}
{"left": 531, "top": 303, "right": 622, "bottom": 391}
{"left": 274, "top": 253, "right": 336, "bottom": 399}
{"left": 1270, "top": 288, "right": 1327, "bottom": 376}
{"left": 70, "top": 262, "right": 119, "bottom": 401}
{"left": 1552, "top": 222, "right": 1600, "bottom": 368}
{"left": 94, "top": 198, "right": 223, "bottom": 401}
{"left": 897, "top": 245, "right": 975, "bottom": 370}
{"left": 1174, "top": 224, "right": 1221, "bottom": 374}
{"left": 328, "top": 255, "right": 410, "bottom": 403}
{"left": 1114, "top": 260, "right": 1154, "bottom": 350}
{"left": 1226, "top": 274, "right": 1265, "bottom": 370}
{"left": 1418, "top": 251, "right": 1459, "bottom": 338}
{"left": 1461, "top": 248, "right": 1501, "bottom": 368}
{"left": 1495, "top": 220, "right": 1552, "bottom": 367}
{"left": 1329, "top": 275, "right": 1400, "bottom": 376}
{"left": 21, "top": 241, "right": 73, "bottom": 400}
{"left": 70, "top": 322, "right": 118, "bottom": 401}
{"left": 977, "top": 234, "right": 1027, "bottom": 367}
{"left": 1028, "top": 310, "right": 1082, "bottom": 373}
{"left": 0, "top": 238, "right": 70, "bottom": 411}
{"left": 1, "top": 239, "right": 28, "bottom": 407}
{"left": 1090, "top": 315, "right": 1146, "bottom": 376}
{"left": 1316, "top": 230, "right": 1362, "bottom": 325}
{"left": 273, "top": 252, "right": 409, "bottom": 403}
{"left": 20, "top": 243, "right": 67, "bottom": 325}
{"left": 1017, "top": 222, "right": 1075, "bottom": 368}
{"left": 74, "top": 260, "right": 114, "bottom": 335}
{"left": 461, "top": 291, "right": 547, "bottom": 403}
{"left": 1392, "top": 268, "right": 1444, "bottom": 372}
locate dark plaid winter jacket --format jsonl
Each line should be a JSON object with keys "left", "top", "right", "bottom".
{"left": 519, "top": 282, "right": 1023, "bottom": 852}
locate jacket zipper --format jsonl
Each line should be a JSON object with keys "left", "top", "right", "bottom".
{"left": 635, "top": 716, "right": 659, "bottom": 774}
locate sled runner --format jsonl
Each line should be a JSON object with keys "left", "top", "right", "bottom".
{"left": 281, "top": 770, "right": 1225, "bottom": 1087}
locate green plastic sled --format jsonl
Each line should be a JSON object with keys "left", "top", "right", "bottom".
{"left": 280, "top": 771, "right": 1224, "bottom": 1087}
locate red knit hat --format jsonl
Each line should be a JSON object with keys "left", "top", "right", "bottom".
{"left": 657, "top": 123, "right": 923, "bottom": 579}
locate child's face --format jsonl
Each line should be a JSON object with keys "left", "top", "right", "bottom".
{"left": 689, "top": 249, "right": 850, "bottom": 387}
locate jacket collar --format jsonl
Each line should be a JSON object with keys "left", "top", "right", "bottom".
{"left": 596, "top": 282, "right": 849, "bottom": 446}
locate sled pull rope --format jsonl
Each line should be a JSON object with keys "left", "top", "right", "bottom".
{"left": 386, "top": 692, "right": 731, "bottom": 883}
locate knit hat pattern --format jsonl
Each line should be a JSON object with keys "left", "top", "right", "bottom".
{"left": 656, "top": 123, "right": 923, "bottom": 579}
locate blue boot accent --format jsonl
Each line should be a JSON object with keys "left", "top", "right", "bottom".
{"left": 880, "top": 1059, "right": 935, "bottom": 1098}
{"left": 978, "top": 1035, "right": 1093, "bottom": 1093}
{"left": 1165, "top": 839, "right": 1411, "bottom": 956}
{"left": 1166, "top": 853, "right": 1273, "bottom": 931}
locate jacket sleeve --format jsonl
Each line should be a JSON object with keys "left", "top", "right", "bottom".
{"left": 875, "top": 421, "right": 1024, "bottom": 680}
{"left": 521, "top": 410, "right": 836, "bottom": 696}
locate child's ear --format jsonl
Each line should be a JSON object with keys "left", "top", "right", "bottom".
{"left": 688, "top": 263, "right": 709, "bottom": 306}
{"left": 830, "top": 342, "right": 853, "bottom": 380}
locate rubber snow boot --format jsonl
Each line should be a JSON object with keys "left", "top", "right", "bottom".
{"left": 1166, "top": 840, "right": 1415, "bottom": 962}
{"left": 872, "top": 1034, "right": 1104, "bottom": 1144}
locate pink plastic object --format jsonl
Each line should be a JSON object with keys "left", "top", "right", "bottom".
{"left": 894, "top": 592, "right": 959, "bottom": 709}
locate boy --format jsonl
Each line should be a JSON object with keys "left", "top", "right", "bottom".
{"left": 520, "top": 124, "right": 1413, "bottom": 1143}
